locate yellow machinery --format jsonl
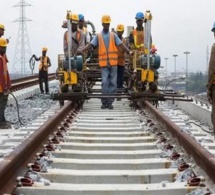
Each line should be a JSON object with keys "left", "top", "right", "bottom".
{"left": 128, "top": 11, "right": 160, "bottom": 93}
{"left": 56, "top": 11, "right": 84, "bottom": 93}
{"left": 57, "top": 54, "right": 82, "bottom": 86}
{"left": 52, "top": 10, "right": 192, "bottom": 106}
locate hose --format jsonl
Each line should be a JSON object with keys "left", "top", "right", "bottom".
{"left": 55, "top": 67, "right": 59, "bottom": 80}
{"left": 186, "top": 120, "right": 213, "bottom": 134}
{"left": 6, "top": 92, "right": 24, "bottom": 125}
{"left": 85, "top": 20, "right": 96, "bottom": 35}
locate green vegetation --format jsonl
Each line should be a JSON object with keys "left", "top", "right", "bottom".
{"left": 159, "top": 72, "right": 207, "bottom": 94}
{"left": 187, "top": 72, "right": 207, "bottom": 93}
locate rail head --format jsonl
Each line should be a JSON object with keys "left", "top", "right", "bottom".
{"left": 143, "top": 101, "right": 215, "bottom": 183}
{"left": 0, "top": 101, "right": 79, "bottom": 194}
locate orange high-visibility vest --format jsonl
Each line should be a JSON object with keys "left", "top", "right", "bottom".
{"left": 0, "top": 55, "right": 11, "bottom": 93}
{"left": 39, "top": 56, "right": 49, "bottom": 71}
{"left": 118, "top": 38, "right": 126, "bottom": 66}
{"left": 98, "top": 32, "right": 118, "bottom": 67}
{"left": 132, "top": 29, "right": 144, "bottom": 51}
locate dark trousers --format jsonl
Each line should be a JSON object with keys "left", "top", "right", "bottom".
{"left": 39, "top": 70, "right": 49, "bottom": 93}
{"left": 212, "top": 85, "right": 215, "bottom": 135}
{"left": 117, "top": 65, "right": 125, "bottom": 88}
{"left": 0, "top": 93, "right": 8, "bottom": 124}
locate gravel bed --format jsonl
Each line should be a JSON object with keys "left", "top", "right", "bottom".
{"left": 5, "top": 94, "right": 58, "bottom": 129}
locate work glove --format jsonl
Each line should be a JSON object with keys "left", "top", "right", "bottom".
{"left": 207, "top": 89, "right": 213, "bottom": 104}
{"left": 129, "top": 51, "right": 134, "bottom": 55}
{"left": 150, "top": 48, "right": 157, "bottom": 54}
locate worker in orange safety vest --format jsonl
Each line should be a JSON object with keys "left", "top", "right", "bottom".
{"left": 116, "top": 24, "right": 126, "bottom": 89}
{"left": 129, "top": 12, "right": 145, "bottom": 51}
{"left": 32, "top": 47, "right": 51, "bottom": 94}
{"left": 78, "top": 14, "right": 91, "bottom": 44}
{"left": 63, "top": 13, "right": 86, "bottom": 61}
{"left": 129, "top": 12, "right": 152, "bottom": 52}
{"left": 0, "top": 38, "right": 11, "bottom": 129}
{"left": 77, "top": 15, "right": 133, "bottom": 109}
{"left": 0, "top": 24, "right": 9, "bottom": 64}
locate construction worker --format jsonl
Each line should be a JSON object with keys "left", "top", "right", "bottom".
{"left": 0, "top": 24, "right": 5, "bottom": 38}
{"left": 129, "top": 12, "right": 145, "bottom": 51}
{"left": 77, "top": 15, "right": 133, "bottom": 109}
{"left": 63, "top": 13, "right": 86, "bottom": 61}
{"left": 32, "top": 47, "right": 51, "bottom": 94}
{"left": 78, "top": 14, "right": 91, "bottom": 44}
{"left": 129, "top": 12, "right": 153, "bottom": 52}
{"left": 207, "top": 21, "right": 215, "bottom": 136}
{"left": 0, "top": 38, "right": 11, "bottom": 129}
{"left": 116, "top": 24, "right": 126, "bottom": 89}
{"left": 0, "top": 24, "right": 9, "bottom": 63}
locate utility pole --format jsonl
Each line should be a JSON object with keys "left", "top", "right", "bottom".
{"left": 13, "top": 0, "right": 32, "bottom": 76}
{"left": 184, "top": 51, "right": 190, "bottom": 93}
{"left": 164, "top": 58, "right": 168, "bottom": 86}
{"left": 173, "top": 54, "right": 178, "bottom": 90}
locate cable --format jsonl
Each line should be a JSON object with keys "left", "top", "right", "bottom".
{"left": 6, "top": 92, "right": 24, "bottom": 125}
{"left": 186, "top": 120, "right": 213, "bottom": 134}
{"left": 29, "top": 55, "right": 35, "bottom": 71}
{"left": 55, "top": 67, "right": 59, "bottom": 80}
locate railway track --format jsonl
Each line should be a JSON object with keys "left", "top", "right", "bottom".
{"left": 11, "top": 73, "right": 55, "bottom": 91}
{"left": 0, "top": 96, "right": 214, "bottom": 194}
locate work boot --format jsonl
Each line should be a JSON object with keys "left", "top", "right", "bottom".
{"left": 0, "top": 122, "right": 11, "bottom": 129}
{"left": 59, "top": 100, "right": 64, "bottom": 108}
{"left": 107, "top": 104, "right": 113, "bottom": 109}
{"left": 101, "top": 104, "right": 106, "bottom": 109}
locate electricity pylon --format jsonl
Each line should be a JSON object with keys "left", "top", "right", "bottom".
{"left": 13, "top": 0, "right": 32, "bottom": 75}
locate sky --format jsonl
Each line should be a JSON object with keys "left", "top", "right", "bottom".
{"left": 1, "top": 0, "right": 215, "bottom": 74}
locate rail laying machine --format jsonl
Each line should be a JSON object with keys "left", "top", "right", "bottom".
{"left": 52, "top": 11, "right": 192, "bottom": 105}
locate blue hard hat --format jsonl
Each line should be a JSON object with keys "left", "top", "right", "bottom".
{"left": 212, "top": 21, "right": 215, "bottom": 32}
{"left": 135, "top": 12, "right": 144, "bottom": 20}
{"left": 78, "top": 14, "right": 84, "bottom": 21}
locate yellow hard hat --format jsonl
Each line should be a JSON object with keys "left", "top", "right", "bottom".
{"left": 42, "top": 47, "right": 48, "bottom": 52}
{"left": 0, "top": 24, "right": 5, "bottom": 30}
{"left": 0, "top": 38, "right": 7, "bottom": 47}
{"left": 116, "top": 24, "right": 124, "bottom": 32}
{"left": 70, "top": 13, "right": 79, "bottom": 24}
{"left": 101, "top": 15, "right": 111, "bottom": 24}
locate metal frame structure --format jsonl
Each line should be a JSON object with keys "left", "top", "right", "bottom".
{"left": 13, "top": 0, "right": 32, "bottom": 75}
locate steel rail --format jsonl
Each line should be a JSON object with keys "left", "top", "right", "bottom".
{"left": 11, "top": 73, "right": 55, "bottom": 84}
{"left": 0, "top": 101, "right": 78, "bottom": 194}
{"left": 11, "top": 74, "right": 55, "bottom": 91}
{"left": 144, "top": 101, "right": 215, "bottom": 183}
